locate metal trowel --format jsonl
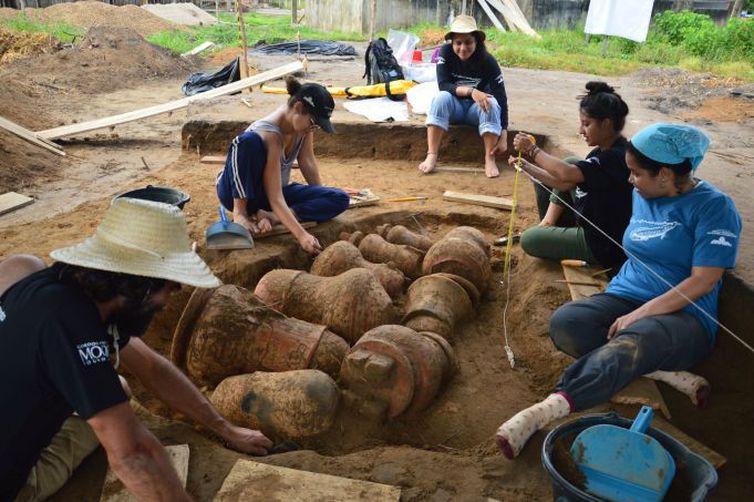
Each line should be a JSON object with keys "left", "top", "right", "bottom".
{"left": 205, "top": 205, "right": 254, "bottom": 250}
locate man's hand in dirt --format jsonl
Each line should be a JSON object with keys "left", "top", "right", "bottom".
{"left": 471, "top": 89, "right": 493, "bottom": 113}
{"left": 298, "top": 232, "right": 323, "bottom": 255}
{"left": 221, "top": 424, "right": 273, "bottom": 456}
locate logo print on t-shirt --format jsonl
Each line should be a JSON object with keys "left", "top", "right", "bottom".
{"left": 77, "top": 341, "right": 110, "bottom": 366}
{"left": 574, "top": 187, "right": 588, "bottom": 199}
{"left": 0, "top": 305, "right": 5, "bottom": 322}
{"left": 707, "top": 229, "right": 737, "bottom": 239}
{"left": 710, "top": 236, "right": 733, "bottom": 247}
{"left": 629, "top": 220, "right": 680, "bottom": 241}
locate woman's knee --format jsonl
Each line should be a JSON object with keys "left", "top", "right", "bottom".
{"left": 549, "top": 301, "right": 607, "bottom": 358}
{"left": 520, "top": 226, "right": 546, "bottom": 257}
{"left": 429, "top": 91, "right": 455, "bottom": 117}
{"left": 331, "top": 188, "right": 350, "bottom": 213}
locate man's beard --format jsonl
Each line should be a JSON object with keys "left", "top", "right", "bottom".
{"left": 110, "top": 296, "right": 161, "bottom": 339}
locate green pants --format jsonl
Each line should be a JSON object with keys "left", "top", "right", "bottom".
{"left": 15, "top": 416, "right": 99, "bottom": 502}
{"left": 523, "top": 156, "right": 597, "bottom": 264}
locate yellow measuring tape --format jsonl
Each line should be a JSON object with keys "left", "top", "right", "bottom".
{"left": 502, "top": 136, "right": 534, "bottom": 281}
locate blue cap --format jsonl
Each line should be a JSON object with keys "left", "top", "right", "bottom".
{"left": 631, "top": 123, "right": 710, "bottom": 171}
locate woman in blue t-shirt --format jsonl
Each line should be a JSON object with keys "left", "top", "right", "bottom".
{"left": 510, "top": 82, "right": 633, "bottom": 268}
{"left": 417, "top": 15, "right": 509, "bottom": 178}
{"left": 495, "top": 123, "right": 741, "bottom": 459}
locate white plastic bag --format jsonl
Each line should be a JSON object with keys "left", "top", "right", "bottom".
{"left": 387, "top": 29, "right": 420, "bottom": 66}
{"left": 402, "top": 62, "right": 437, "bottom": 83}
{"left": 406, "top": 82, "right": 440, "bottom": 116}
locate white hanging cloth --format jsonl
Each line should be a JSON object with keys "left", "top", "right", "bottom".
{"left": 584, "top": 0, "right": 655, "bottom": 43}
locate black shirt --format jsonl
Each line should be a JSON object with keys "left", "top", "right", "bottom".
{"left": 436, "top": 43, "right": 509, "bottom": 129}
{"left": 574, "top": 137, "right": 633, "bottom": 267}
{"left": 0, "top": 266, "right": 129, "bottom": 500}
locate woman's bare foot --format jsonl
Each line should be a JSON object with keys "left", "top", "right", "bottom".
{"left": 485, "top": 156, "right": 500, "bottom": 178}
{"left": 254, "top": 209, "right": 279, "bottom": 234}
{"left": 418, "top": 152, "right": 438, "bottom": 174}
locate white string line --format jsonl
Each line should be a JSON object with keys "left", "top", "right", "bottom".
{"left": 502, "top": 251, "right": 516, "bottom": 368}
{"left": 517, "top": 166, "right": 754, "bottom": 355}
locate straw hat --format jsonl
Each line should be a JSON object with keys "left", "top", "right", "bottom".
{"left": 51, "top": 198, "right": 221, "bottom": 289}
{"left": 445, "top": 15, "right": 486, "bottom": 42}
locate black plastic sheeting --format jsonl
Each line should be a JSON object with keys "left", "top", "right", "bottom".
{"left": 181, "top": 57, "right": 240, "bottom": 96}
{"left": 252, "top": 40, "right": 357, "bottom": 57}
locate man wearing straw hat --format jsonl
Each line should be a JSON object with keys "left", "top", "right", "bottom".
{"left": 0, "top": 198, "right": 273, "bottom": 501}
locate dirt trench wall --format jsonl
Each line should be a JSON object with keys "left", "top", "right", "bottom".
{"left": 182, "top": 120, "right": 548, "bottom": 162}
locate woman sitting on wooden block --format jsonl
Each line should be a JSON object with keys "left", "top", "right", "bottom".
{"left": 510, "top": 82, "right": 632, "bottom": 269}
{"left": 418, "top": 15, "right": 509, "bottom": 178}
{"left": 216, "top": 77, "right": 349, "bottom": 255}
{"left": 495, "top": 123, "right": 741, "bottom": 459}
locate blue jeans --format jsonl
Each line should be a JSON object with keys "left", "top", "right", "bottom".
{"left": 550, "top": 293, "right": 713, "bottom": 411}
{"left": 217, "top": 132, "right": 349, "bottom": 222}
{"left": 425, "top": 91, "right": 502, "bottom": 136}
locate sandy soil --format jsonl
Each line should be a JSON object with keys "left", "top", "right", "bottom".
{"left": 1, "top": 6, "right": 753, "bottom": 500}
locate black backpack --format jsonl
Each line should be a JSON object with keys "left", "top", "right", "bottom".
{"left": 363, "top": 38, "right": 404, "bottom": 86}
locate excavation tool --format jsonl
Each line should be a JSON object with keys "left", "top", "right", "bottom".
{"left": 205, "top": 205, "right": 254, "bottom": 250}
{"left": 571, "top": 406, "right": 676, "bottom": 501}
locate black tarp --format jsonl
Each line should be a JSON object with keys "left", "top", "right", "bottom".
{"left": 181, "top": 57, "right": 240, "bottom": 96}
{"left": 252, "top": 40, "right": 357, "bottom": 57}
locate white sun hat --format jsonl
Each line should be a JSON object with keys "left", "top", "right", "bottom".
{"left": 445, "top": 15, "right": 486, "bottom": 42}
{"left": 50, "top": 198, "right": 221, "bottom": 289}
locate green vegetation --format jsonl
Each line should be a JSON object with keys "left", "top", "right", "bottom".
{"left": 147, "top": 11, "right": 363, "bottom": 56}
{"left": 0, "top": 12, "right": 81, "bottom": 43}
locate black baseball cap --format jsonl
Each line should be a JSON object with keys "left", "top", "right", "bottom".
{"left": 296, "top": 83, "right": 336, "bottom": 134}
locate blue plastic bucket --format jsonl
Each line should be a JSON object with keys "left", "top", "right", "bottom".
{"left": 115, "top": 185, "right": 190, "bottom": 209}
{"left": 542, "top": 412, "right": 718, "bottom": 502}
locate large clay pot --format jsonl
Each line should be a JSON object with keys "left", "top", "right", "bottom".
{"left": 339, "top": 325, "right": 456, "bottom": 419}
{"left": 310, "top": 241, "right": 406, "bottom": 299}
{"left": 402, "top": 274, "right": 473, "bottom": 339}
{"left": 423, "top": 227, "right": 491, "bottom": 292}
{"left": 211, "top": 370, "right": 340, "bottom": 438}
{"left": 358, "top": 234, "right": 425, "bottom": 279}
{"left": 170, "top": 285, "right": 348, "bottom": 387}
{"left": 254, "top": 268, "right": 398, "bottom": 344}
{"left": 377, "top": 224, "right": 433, "bottom": 252}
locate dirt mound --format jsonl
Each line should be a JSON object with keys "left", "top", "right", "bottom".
{"left": 0, "top": 131, "right": 66, "bottom": 194}
{"left": 631, "top": 67, "right": 744, "bottom": 114}
{"left": 0, "top": 1, "right": 179, "bottom": 38}
{"left": 0, "top": 25, "right": 194, "bottom": 125}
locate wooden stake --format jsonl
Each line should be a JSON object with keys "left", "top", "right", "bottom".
{"left": 292, "top": 0, "right": 298, "bottom": 24}
{"left": 236, "top": 0, "right": 251, "bottom": 94}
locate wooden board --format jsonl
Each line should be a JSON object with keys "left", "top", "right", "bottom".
{"left": 200, "top": 155, "right": 227, "bottom": 165}
{"left": 560, "top": 265, "right": 608, "bottom": 301}
{"left": 611, "top": 377, "right": 671, "bottom": 420}
{"left": 476, "top": 0, "right": 506, "bottom": 31}
{"left": 255, "top": 221, "right": 317, "bottom": 239}
{"left": 181, "top": 40, "right": 214, "bottom": 57}
{"left": 349, "top": 188, "right": 381, "bottom": 208}
{"left": 0, "top": 192, "right": 34, "bottom": 216}
{"left": 434, "top": 166, "right": 486, "bottom": 174}
{"left": 442, "top": 190, "right": 513, "bottom": 210}
{"left": 37, "top": 61, "right": 305, "bottom": 139}
{"left": 100, "top": 444, "right": 189, "bottom": 501}
{"left": 213, "top": 459, "right": 401, "bottom": 501}
{"left": 0, "top": 115, "right": 65, "bottom": 156}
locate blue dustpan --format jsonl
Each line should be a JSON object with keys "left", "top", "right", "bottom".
{"left": 571, "top": 406, "right": 676, "bottom": 501}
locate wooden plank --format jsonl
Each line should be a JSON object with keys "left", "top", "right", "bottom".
{"left": 181, "top": 41, "right": 215, "bottom": 57}
{"left": 488, "top": 0, "right": 540, "bottom": 38}
{"left": 442, "top": 190, "right": 513, "bottom": 210}
{"left": 213, "top": 459, "right": 401, "bottom": 501}
{"left": 434, "top": 166, "right": 486, "bottom": 174}
{"left": 484, "top": 0, "right": 519, "bottom": 32}
{"left": 200, "top": 155, "right": 227, "bottom": 165}
{"left": 476, "top": 0, "right": 506, "bottom": 31}
{"left": 255, "top": 221, "right": 317, "bottom": 239}
{"left": 0, "top": 116, "right": 65, "bottom": 156}
{"left": 0, "top": 192, "right": 34, "bottom": 216}
{"left": 37, "top": 61, "right": 305, "bottom": 140}
{"left": 611, "top": 377, "right": 671, "bottom": 420}
{"left": 561, "top": 265, "right": 608, "bottom": 301}
{"left": 100, "top": 444, "right": 189, "bottom": 501}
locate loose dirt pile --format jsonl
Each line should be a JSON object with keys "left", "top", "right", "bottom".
{"left": 0, "top": 1, "right": 180, "bottom": 38}
{"left": 633, "top": 67, "right": 745, "bottom": 114}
